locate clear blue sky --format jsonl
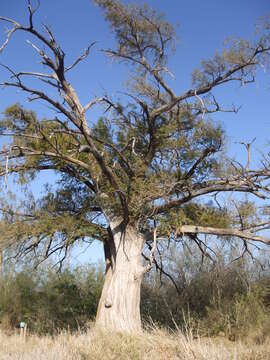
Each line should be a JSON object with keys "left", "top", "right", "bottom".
{"left": 0, "top": 0, "right": 269, "bottom": 264}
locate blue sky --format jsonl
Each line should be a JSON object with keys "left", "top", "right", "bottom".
{"left": 0, "top": 0, "right": 269, "bottom": 264}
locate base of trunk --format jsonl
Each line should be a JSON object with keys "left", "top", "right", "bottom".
{"left": 95, "top": 223, "right": 145, "bottom": 333}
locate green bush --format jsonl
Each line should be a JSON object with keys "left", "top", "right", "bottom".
{"left": 199, "top": 283, "right": 270, "bottom": 341}
{"left": 0, "top": 251, "right": 269, "bottom": 342}
{"left": 141, "top": 252, "right": 270, "bottom": 342}
{"left": 0, "top": 265, "right": 104, "bottom": 334}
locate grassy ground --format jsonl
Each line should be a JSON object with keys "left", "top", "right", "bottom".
{"left": 0, "top": 328, "right": 269, "bottom": 360}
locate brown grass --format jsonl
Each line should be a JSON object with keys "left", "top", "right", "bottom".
{"left": 0, "top": 328, "right": 269, "bottom": 360}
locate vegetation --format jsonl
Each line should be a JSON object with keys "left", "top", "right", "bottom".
{"left": 0, "top": 249, "right": 269, "bottom": 345}
{"left": 0, "top": 265, "right": 104, "bottom": 334}
{"left": 1, "top": 328, "right": 270, "bottom": 360}
{"left": 0, "top": 0, "right": 270, "bottom": 333}
{"left": 141, "top": 247, "right": 270, "bottom": 343}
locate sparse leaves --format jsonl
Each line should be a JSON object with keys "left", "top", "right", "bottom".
{"left": 0, "top": 0, "right": 270, "bottom": 265}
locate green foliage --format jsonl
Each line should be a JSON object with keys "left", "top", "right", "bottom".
{"left": 0, "top": 253, "right": 269, "bottom": 342}
{"left": 1, "top": 1, "right": 268, "bottom": 262}
{"left": 192, "top": 34, "right": 269, "bottom": 88}
{"left": 94, "top": 0, "right": 175, "bottom": 68}
{"left": 199, "top": 282, "right": 270, "bottom": 342}
{"left": 0, "top": 265, "right": 104, "bottom": 334}
{"left": 141, "top": 247, "right": 270, "bottom": 342}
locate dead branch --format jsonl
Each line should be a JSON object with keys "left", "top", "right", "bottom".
{"left": 65, "top": 42, "right": 96, "bottom": 72}
{"left": 179, "top": 225, "right": 270, "bottom": 245}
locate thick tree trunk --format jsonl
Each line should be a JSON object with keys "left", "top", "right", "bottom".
{"left": 96, "top": 222, "right": 145, "bottom": 333}
{"left": 0, "top": 249, "right": 2, "bottom": 282}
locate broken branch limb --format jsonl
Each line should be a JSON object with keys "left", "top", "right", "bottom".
{"left": 143, "top": 221, "right": 158, "bottom": 274}
{"left": 179, "top": 225, "right": 270, "bottom": 245}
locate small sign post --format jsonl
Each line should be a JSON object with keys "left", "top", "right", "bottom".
{"left": 19, "top": 321, "right": 27, "bottom": 340}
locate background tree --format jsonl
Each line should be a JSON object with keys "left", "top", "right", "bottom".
{"left": 141, "top": 241, "right": 270, "bottom": 341}
{"left": 0, "top": 0, "right": 270, "bottom": 332}
{"left": 0, "top": 263, "right": 104, "bottom": 334}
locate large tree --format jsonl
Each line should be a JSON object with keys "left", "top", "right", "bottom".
{"left": 0, "top": 0, "right": 270, "bottom": 332}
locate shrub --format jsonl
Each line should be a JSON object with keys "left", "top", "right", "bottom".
{"left": 0, "top": 265, "right": 104, "bottom": 334}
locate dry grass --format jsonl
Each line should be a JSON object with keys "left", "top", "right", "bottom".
{"left": 0, "top": 328, "right": 269, "bottom": 360}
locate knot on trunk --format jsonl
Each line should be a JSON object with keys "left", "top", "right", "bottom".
{"left": 105, "top": 298, "right": 113, "bottom": 308}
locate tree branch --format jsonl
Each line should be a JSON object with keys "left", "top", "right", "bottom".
{"left": 179, "top": 225, "right": 270, "bottom": 245}
{"left": 150, "top": 46, "right": 270, "bottom": 119}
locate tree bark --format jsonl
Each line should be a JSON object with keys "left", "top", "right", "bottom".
{"left": 96, "top": 222, "right": 145, "bottom": 333}
{"left": 0, "top": 249, "right": 2, "bottom": 282}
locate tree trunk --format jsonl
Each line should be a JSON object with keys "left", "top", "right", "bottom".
{"left": 0, "top": 249, "right": 2, "bottom": 282}
{"left": 96, "top": 222, "right": 145, "bottom": 333}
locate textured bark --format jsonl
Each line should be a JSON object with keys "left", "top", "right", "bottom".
{"left": 0, "top": 250, "right": 2, "bottom": 281}
{"left": 96, "top": 222, "right": 145, "bottom": 333}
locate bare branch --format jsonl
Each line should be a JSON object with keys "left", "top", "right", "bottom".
{"left": 152, "top": 175, "right": 269, "bottom": 215}
{"left": 83, "top": 97, "right": 104, "bottom": 113}
{"left": 0, "top": 79, "right": 75, "bottom": 121}
{"left": 183, "top": 146, "right": 218, "bottom": 180}
{"left": 142, "top": 252, "right": 182, "bottom": 295}
{"left": 150, "top": 46, "right": 270, "bottom": 119}
{"left": 65, "top": 42, "right": 96, "bottom": 72}
{"left": 179, "top": 225, "right": 270, "bottom": 245}
{"left": 15, "top": 71, "right": 55, "bottom": 79}
{"left": 27, "top": 0, "right": 40, "bottom": 28}
{"left": 0, "top": 17, "right": 21, "bottom": 53}
{"left": 239, "top": 138, "right": 256, "bottom": 171}
{"left": 143, "top": 221, "right": 157, "bottom": 273}
{"left": 4, "top": 145, "right": 92, "bottom": 173}
{"left": 194, "top": 90, "right": 206, "bottom": 120}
